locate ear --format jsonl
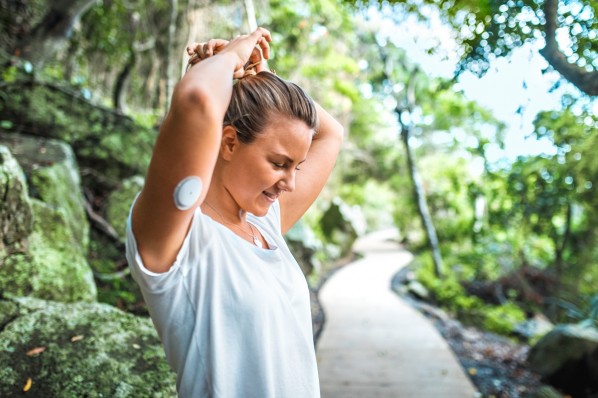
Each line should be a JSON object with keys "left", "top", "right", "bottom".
{"left": 220, "top": 125, "right": 238, "bottom": 161}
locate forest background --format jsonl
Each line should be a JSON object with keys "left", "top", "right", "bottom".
{"left": 0, "top": 0, "right": 597, "bottom": 396}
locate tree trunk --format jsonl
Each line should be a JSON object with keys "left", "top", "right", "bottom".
{"left": 14, "top": 0, "right": 97, "bottom": 66}
{"left": 396, "top": 106, "right": 444, "bottom": 278}
{"left": 164, "top": 0, "right": 179, "bottom": 113}
{"left": 376, "top": 42, "right": 444, "bottom": 278}
{"left": 551, "top": 201, "right": 572, "bottom": 321}
{"left": 244, "top": 0, "right": 258, "bottom": 31}
{"left": 113, "top": 48, "right": 136, "bottom": 113}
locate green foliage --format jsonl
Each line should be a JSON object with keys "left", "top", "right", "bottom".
{"left": 344, "top": 0, "right": 597, "bottom": 93}
{"left": 88, "top": 226, "right": 147, "bottom": 315}
{"left": 1, "top": 65, "right": 19, "bottom": 83}
{"left": 416, "top": 254, "right": 527, "bottom": 336}
{"left": 417, "top": 255, "right": 483, "bottom": 312}
{"left": 483, "top": 303, "right": 527, "bottom": 335}
{"left": 0, "top": 80, "right": 157, "bottom": 185}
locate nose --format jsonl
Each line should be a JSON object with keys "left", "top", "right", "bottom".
{"left": 278, "top": 169, "right": 296, "bottom": 193}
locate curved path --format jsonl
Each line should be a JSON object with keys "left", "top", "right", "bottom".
{"left": 316, "top": 230, "right": 478, "bottom": 398}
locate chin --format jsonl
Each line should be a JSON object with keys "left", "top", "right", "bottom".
{"left": 248, "top": 199, "right": 272, "bottom": 217}
{"left": 251, "top": 206, "right": 270, "bottom": 217}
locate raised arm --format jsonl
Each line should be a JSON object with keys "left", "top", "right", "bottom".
{"left": 131, "top": 28, "right": 272, "bottom": 273}
{"left": 279, "top": 103, "right": 344, "bottom": 234}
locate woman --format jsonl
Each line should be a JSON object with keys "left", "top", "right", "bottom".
{"left": 125, "top": 27, "right": 343, "bottom": 397}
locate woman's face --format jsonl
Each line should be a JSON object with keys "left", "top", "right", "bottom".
{"left": 224, "top": 116, "right": 313, "bottom": 216}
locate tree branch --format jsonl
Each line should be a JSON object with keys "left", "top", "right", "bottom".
{"left": 540, "top": 0, "right": 598, "bottom": 96}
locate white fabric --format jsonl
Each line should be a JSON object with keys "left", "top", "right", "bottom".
{"left": 125, "top": 200, "right": 320, "bottom": 398}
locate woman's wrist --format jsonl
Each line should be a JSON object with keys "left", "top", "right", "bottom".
{"left": 186, "top": 50, "right": 238, "bottom": 80}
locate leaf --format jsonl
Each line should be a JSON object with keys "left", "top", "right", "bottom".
{"left": 23, "top": 378, "right": 32, "bottom": 392}
{"left": 0, "top": 120, "right": 13, "bottom": 129}
{"left": 70, "top": 335, "right": 84, "bottom": 342}
{"left": 26, "top": 347, "right": 46, "bottom": 356}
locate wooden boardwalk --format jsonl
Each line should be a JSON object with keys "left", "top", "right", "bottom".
{"left": 316, "top": 230, "right": 478, "bottom": 398}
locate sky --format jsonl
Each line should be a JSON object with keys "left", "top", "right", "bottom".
{"left": 368, "top": 7, "right": 591, "bottom": 164}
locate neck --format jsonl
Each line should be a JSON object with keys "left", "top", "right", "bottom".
{"left": 202, "top": 187, "right": 246, "bottom": 225}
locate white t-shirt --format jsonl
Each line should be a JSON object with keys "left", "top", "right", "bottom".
{"left": 125, "top": 200, "right": 320, "bottom": 398}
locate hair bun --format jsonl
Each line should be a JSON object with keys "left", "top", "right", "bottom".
{"left": 240, "top": 60, "right": 260, "bottom": 79}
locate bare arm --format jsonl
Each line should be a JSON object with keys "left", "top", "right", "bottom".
{"left": 131, "top": 28, "right": 272, "bottom": 273}
{"left": 279, "top": 103, "right": 344, "bottom": 234}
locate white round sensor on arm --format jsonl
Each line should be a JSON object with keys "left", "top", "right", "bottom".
{"left": 173, "top": 176, "right": 203, "bottom": 211}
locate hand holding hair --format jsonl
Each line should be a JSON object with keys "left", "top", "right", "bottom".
{"left": 186, "top": 27, "right": 271, "bottom": 78}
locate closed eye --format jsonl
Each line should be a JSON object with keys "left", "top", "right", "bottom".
{"left": 271, "top": 157, "right": 306, "bottom": 171}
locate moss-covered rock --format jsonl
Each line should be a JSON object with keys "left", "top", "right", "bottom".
{"left": 30, "top": 161, "right": 90, "bottom": 251}
{"left": 0, "top": 199, "right": 97, "bottom": 302}
{"left": 0, "top": 145, "right": 33, "bottom": 254}
{"left": 285, "top": 219, "right": 323, "bottom": 276}
{"left": 0, "top": 81, "right": 156, "bottom": 186}
{"left": 319, "top": 197, "right": 366, "bottom": 256}
{"left": 528, "top": 323, "right": 598, "bottom": 396}
{"left": 106, "top": 175, "right": 144, "bottom": 241}
{"left": 0, "top": 135, "right": 96, "bottom": 302}
{"left": 0, "top": 297, "right": 176, "bottom": 397}
{"left": 0, "top": 132, "right": 90, "bottom": 251}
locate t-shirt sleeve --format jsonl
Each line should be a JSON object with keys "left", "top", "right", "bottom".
{"left": 125, "top": 196, "right": 205, "bottom": 294}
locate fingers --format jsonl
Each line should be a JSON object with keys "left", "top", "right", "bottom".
{"left": 205, "top": 39, "right": 228, "bottom": 56}
{"left": 186, "top": 28, "right": 272, "bottom": 75}
{"left": 186, "top": 39, "right": 229, "bottom": 63}
{"left": 251, "top": 27, "right": 272, "bottom": 59}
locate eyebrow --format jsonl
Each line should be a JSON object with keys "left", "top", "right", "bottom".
{"left": 273, "top": 153, "right": 307, "bottom": 164}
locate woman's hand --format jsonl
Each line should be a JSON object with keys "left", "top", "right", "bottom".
{"left": 186, "top": 27, "right": 271, "bottom": 78}
{"left": 186, "top": 39, "right": 228, "bottom": 68}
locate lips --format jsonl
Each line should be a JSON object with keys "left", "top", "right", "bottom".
{"left": 262, "top": 191, "right": 280, "bottom": 202}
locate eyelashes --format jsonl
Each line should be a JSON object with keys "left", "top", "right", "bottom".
{"left": 272, "top": 162, "right": 301, "bottom": 171}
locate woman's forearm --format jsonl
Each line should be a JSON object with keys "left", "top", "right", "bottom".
{"left": 175, "top": 51, "right": 238, "bottom": 123}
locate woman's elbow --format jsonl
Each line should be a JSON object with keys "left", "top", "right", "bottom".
{"left": 173, "top": 81, "right": 213, "bottom": 111}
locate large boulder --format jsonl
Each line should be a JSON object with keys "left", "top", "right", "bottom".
{"left": 0, "top": 139, "right": 96, "bottom": 302}
{"left": 528, "top": 323, "right": 598, "bottom": 396}
{"left": 285, "top": 219, "right": 323, "bottom": 276}
{"left": 1, "top": 199, "right": 97, "bottom": 302}
{"left": 0, "top": 132, "right": 90, "bottom": 251}
{"left": 0, "top": 297, "right": 176, "bottom": 397}
{"left": 319, "top": 197, "right": 366, "bottom": 256}
{"left": 0, "top": 145, "right": 33, "bottom": 256}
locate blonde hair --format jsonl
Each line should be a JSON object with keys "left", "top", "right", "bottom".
{"left": 224, "top": 72, "right": 318, "bottom": 143}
